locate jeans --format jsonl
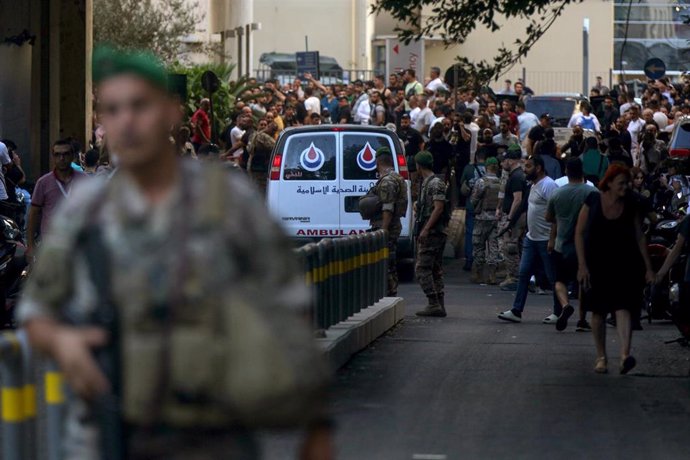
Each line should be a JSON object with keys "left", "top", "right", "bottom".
{"left": 512, "top": 237, "right": 561, "bottom": 315}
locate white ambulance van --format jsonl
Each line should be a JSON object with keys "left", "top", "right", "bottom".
{"left": 266, "top": 125, "right": 414, "bottom": 261}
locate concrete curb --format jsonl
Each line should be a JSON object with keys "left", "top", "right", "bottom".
{"left": 316, "top": 297, "right": 406, "bottom": 370}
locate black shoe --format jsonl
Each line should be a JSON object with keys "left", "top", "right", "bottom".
{"left": 556, "top": 305, "right": 575, "bottom": 332}
{"left": 576, "top": 320, "right": 592, "bottom": 332}
{"left": 416, "top": 306, "right": 447, "bottom": 317}
{"left": 620, "top": 356, "right": 637, "bottom": 375}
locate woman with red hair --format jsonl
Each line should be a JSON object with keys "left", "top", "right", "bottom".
{"left": 574, "top": 164, "right": 654, "bottom": 374}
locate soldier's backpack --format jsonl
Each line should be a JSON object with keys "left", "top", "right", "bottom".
{"left": 460, "top": 164, "right": 485, "bottom": 197}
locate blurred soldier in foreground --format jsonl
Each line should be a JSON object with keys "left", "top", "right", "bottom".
{"left": 369, "top": 147, "right": 408, "bottom": 296}
{"left": 414, "top": 151, "right": 448, "bottom": 317}
{"left": 18, "top": 46, "right": 332, "bottom": 460}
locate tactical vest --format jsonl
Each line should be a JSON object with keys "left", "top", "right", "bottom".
{"left": 477, "top": 175, "right": 501, "bottom": 214}
{"left": 375, "top": 171, "right": 408, "bottom": 219}
{"left": 392, "top": 172, "right": 409, "bottom": 218}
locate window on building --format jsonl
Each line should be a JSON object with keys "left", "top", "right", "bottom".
{"left": 614, "top": 1, "right": 690, "bottom": 72}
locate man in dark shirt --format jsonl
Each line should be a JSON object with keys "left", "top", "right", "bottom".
{"left": 560, "top": 126, "right": 586, "bottom": 158}
{"left": 527, "top": 113, "right": 551, "bottom": 155}
{"left": 398, "top": 114, "right": 423, "bottom": 168}
{"left": 427, "top": 123, "right": 454, "bottom": 177}
{"left": 337, "top": 96, "right": 352, "bottom": 124}
{"left": 599, "top": 95, "right": 619, "bottom": 137}
{"left": 398, "top": 113, "right": 424, "bottom": 198}
{"left": 498, "top": 146, "right": 527, "bottom": 289}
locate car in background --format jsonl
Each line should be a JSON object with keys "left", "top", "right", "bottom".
{"left": 266, "top": 125, "right": 415, "bottom": 262}
{"left": 669, "top": 115, "right": 690, "bottom": 158}
{"left": 525, "top": 93, "right": 589, "bottom": 144}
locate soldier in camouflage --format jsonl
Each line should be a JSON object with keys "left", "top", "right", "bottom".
{"left": 470, "top": 156, "right": 502, "bottom": 284}
{"left": 17, "top": 46, "right": 333, "bottom": 460}
{"left": 369, "top": 147, "right": 408, "bottom": 296}
{"left": 413, "top": 151, "right": 448, "bottom": 318}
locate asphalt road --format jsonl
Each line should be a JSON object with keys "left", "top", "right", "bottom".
{"left": 263, "top": 259, "right": 690, "bottom": 460}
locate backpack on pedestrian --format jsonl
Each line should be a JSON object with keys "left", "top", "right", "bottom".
{"left": 460, "top": 164, "right": 485, "bottom": 197}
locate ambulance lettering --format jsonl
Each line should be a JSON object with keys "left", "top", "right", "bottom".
{"left": 296, "top": 229, "right": 367, "bottom": 236}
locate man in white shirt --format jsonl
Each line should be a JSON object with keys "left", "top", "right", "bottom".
{"left": 516, "top": 101, "right": 539, "bottom": 142}
{"left": 465, "top": 91, "right": 480, "bottom": 116}
{"left": 352, "top": 80, "right": 371, "bottom": 125}
{"left": 465, "top": 114, "right": 480, "bottom": 163}
{"left": 414, "top": 95, "right": 435, "bottom": 137}
{"left": 303, "top": 87, "right": 321, "bottom": 116}
{"left": 498, "top": 79, "right": 515, "bottom": 95}
{"left": 425, "top": 67, "right": 446, "bottom": 94}
{"left": 498, "top": 155, "right": 560, "bottom": 324}
{"left": 649, "top": 100, "right": 668, "bottom": 131}
{"left": 627, "top": 104, "right": 646, "bottom": 163}
{"left": 409, "top": 96, "right": 421, "bottom": 127}
{"left": 619, "top": 93, "right": 632, "bottom": 115}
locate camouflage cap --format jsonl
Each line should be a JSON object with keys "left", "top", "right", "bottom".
{"left": 486, "top": 156, "right": 499, "bottom": 167}
{"left": 376, "top": 147, "right": 393, "bottom": 159}
{"left": 414, "top": 151, "right": 434, "bottom": 168}
{"left": 92, "top": 44, "right": 167, "bottom": 90}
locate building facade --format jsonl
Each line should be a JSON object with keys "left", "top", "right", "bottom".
{"left": 0, "top": 0, "right": 92, "bottom": 179}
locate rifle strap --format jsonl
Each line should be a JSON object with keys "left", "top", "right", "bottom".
{"left": 80, "top": 224, "right": 125, "bottom": 460}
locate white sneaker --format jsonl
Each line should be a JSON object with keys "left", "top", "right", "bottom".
{"left": 498, "top": 310, "right": 522, "bottom": 323}
{"left": 542, "top": 314, "right": 559, "bottom": 324}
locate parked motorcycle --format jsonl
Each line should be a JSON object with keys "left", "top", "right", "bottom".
{"left": 0, "top": 215, "right": 28, "bottom": 328}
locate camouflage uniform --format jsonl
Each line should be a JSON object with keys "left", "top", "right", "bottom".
{"left": 498, "top": 167, "right": 527, "bottom": 285}
{"left": 415, "top": 175, "right": 447, "bottom": 309}
{"left": 370, "top": 167, "right": 408, "bottom": 296}
{"left": 470, "top": 172, "right": 501, "bottom": 283}
{"left": 17, "top": 160, "right": 314, "bottom": 460}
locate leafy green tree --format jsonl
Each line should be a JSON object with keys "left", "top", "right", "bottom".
{"left": 94, "top": 0, "right": 201, "bottom": 64}
{"left": 372, "top": 0, "right": 582, "bottom": 86}
{"left": 168, "top": 62, "right": 260, "bottom": 134}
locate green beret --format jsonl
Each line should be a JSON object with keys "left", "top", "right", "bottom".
{"left": 414, "top": 151, "right": 434, "bottom": 168}
{"left": 486, "top": 156, "right": 499, "bottom": 167}
{"left": 93, "top": 44, "right": 167, "bottom": 90}
{"left": 507, "top": 143, "right": 522, "bottom": 153}
{"left": 376, "top": 147, "right": 392, "bottom": 158}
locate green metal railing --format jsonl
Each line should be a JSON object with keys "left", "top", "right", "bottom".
{"left": 295, "top": 230, "right": 388, "bottom": 331}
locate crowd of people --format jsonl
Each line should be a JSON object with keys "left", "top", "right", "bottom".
{"left": 29, "top": 63, "right": 690, "bottom": 376}
{"left": 162, "top": 65, "right": 690, "bottom": 375}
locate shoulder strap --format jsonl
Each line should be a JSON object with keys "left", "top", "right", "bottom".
{"left": 78, "top": 225, "right": 124, "bottom": 460}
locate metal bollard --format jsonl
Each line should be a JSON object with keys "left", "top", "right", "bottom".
{"left": 321, "top": 238, "right": 335, "bottom": 329}
{"left": 349, "top": 237, "right": 359, "bottom": 316}
{"left": 18, "top": 331, "right": 37, "bottom": 460}
{"left": 44, "top": 360, "right": 65, "bottom": 460}
{"left": 378, "top": 230, "right": 387, "bottom": 300}
{"left": 316, "top": 240, "right": 328, "bottom": 330}
{"left": 1, "top": 331, "right": 25, "bottom": 460}
{"left": 355, "top": 234, "right": 365, "bottom": 312}
{"left": 364, "top": 233, "right": 374, "bottom": 307}
{"left": 303, "top": 244, "right": 319, "bottom": 330}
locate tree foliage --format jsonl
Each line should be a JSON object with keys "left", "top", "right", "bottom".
{"left": 94, "top": 0, "right": 201, "bottom": 64}
{"left": 372, "top": 0, "right": 583, "bottom": 86}
{"left": 168, "top": 62, "right": 260, "bottom": 131}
